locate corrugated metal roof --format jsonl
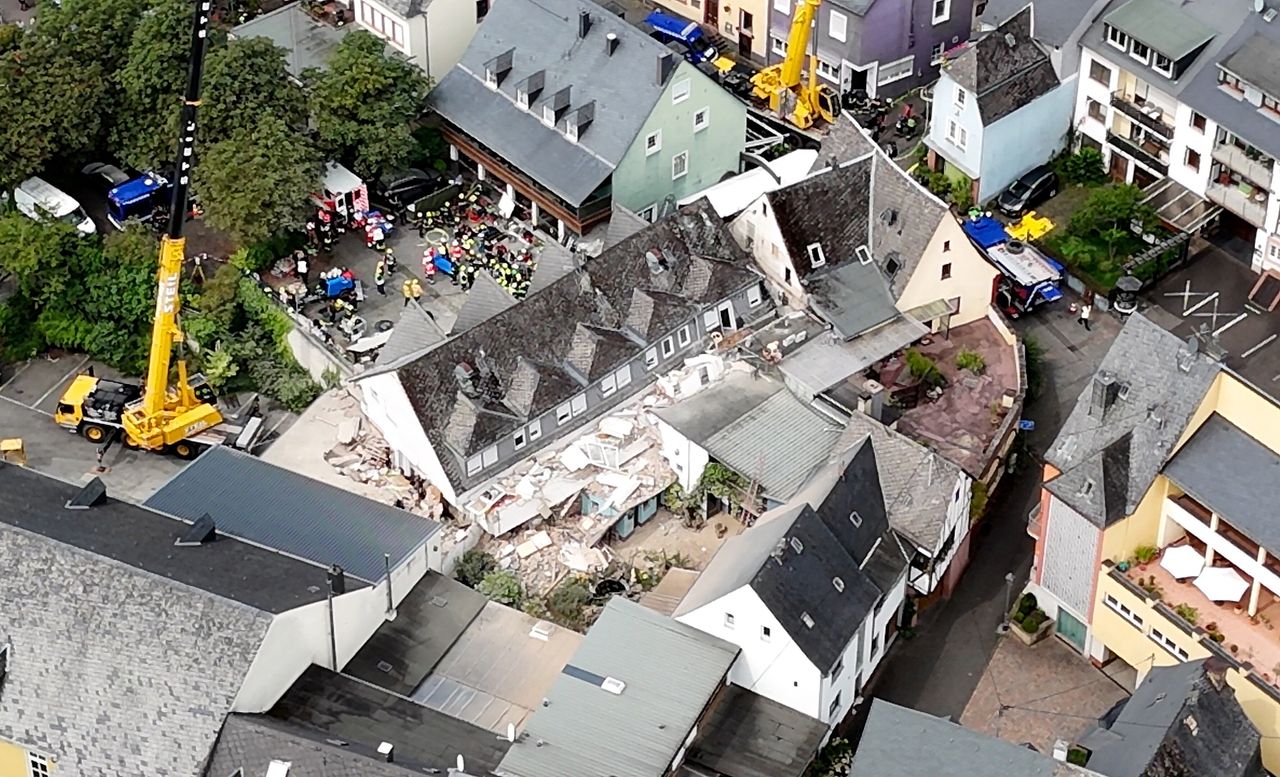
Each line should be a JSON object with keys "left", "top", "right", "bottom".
{"left": 779, "top": 317, "right": 927, "bottom": 398}
{"left": 495, "top": 598, "right": 737, "bottom": 777}
{"left": 145, "top": 446, "right": 440, "bottom": 583}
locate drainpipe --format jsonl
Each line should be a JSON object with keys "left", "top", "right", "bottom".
{"left": 385, "top": 553, "right": 396, "bottom": 617}
{"left": 327, "top": 588, "right": 338, "bottom": 670}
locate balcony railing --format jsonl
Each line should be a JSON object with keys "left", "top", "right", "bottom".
{"left": 1111, "top": 92, "right": 1175, "bottom": 141}
{"left": 1107, "top": 131, "right": 1169, "bottom": 175}
{"left": 1212, "top": 143, "right": 1276, "bottom": 188}
{"left": 1207, "top": 181, "right": 1269, "bottom": 227}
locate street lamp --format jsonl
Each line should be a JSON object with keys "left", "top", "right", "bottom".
{"left": 1001, "top": 571, "right": 1016, "bottom": 630}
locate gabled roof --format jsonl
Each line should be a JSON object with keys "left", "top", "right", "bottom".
{"left": 948, "top": 7, "right": 1062, "bottom": 124}
{"left": 496, "top": 597, "right": 738, "bottom": 777}
{"left": 381, "top": 299, "right": 447, "bottom": 361}
{"left": 853, "top": 700, "right": 1098, "bottom": 777}
{"left": 978, "top": 0, "right": 1102, "bottom": 48}
{"left": 676, "top": 438, "right": 903, "bottom": 673}
{"left": 428, "top": 0, "right": 690, "bottom": 206}
{"left": 766, "top": 155, "right": 873, "bottom": 279}
{"left": 387, "top": 201, "right": 761, "bottom": 492}
{"left": 1045, "top": 314, "right": 1220, "bottom": 526}
{"left": 1163, "top": 413, "right": 1280, "bottom": 557}
{"left": 0, "top": 465, "right": 280, "bottom": 776}
{"left": 0, "top": 461, "right": 336, "bottom": 613}
{"left": 144, "top": 446, "right": 440, "bottom": 584}
{"left": 1081, "top": 659, "right": 1264, "bottom": 777}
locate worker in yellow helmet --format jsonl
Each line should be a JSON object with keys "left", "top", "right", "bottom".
{"left": 402, "top": 277, "right": 423, "bottom": 307}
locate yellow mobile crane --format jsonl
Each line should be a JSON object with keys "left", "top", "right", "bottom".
{"left": 750, "top": 0, "right": 841, "bottom": 130}
{"left": 53, "top": 0, "right": 243, "bottom": 459}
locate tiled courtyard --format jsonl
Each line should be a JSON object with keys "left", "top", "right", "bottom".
{"left": 959, "top": 633, "right": 1130, "bottom": 754}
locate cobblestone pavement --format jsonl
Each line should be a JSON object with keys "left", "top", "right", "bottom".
{"left": 959, "top": 634, "right": 1129, "bottom": 754}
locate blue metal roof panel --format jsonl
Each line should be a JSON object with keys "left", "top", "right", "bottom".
{"left": 144, "top": 446, "right": 440, "bottom": 582}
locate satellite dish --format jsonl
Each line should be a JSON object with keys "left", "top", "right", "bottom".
{"left": 507, "top": 723, "right": 517, "bottom": 743}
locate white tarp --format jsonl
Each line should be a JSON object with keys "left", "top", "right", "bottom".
{"left": 1193, "top": 566, "right": 1250, "bottom": 602}
{"left": 677, "top": 150, "right": 820, "bottom": 217}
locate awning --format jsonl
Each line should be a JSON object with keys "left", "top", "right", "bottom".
{"left": 1194, "top": 566, "right": 1250, "bottom": 602}
{"left": 1142, "top": 177, "right": 1220, "bottom": 234}
{"left": 1159, "top": 544, "right": 1205, "bottom": 579}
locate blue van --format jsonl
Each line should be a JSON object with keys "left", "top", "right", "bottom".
{"left": 106, "top": 173, "right": 171, "bottom": 229}
{"left": 644, "top": 10, "right": 717, "bottom": 64}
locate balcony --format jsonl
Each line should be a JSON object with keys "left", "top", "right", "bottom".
{"left": 1107, "top": 130, "right": 1169, "bottom": 175}
{"left": 1111, "top": 91, "right": 1175, "bottom": 141}
{"left": 1207, "top": 181, "right": 1270, "bottom": 227}
{"left": 1212, "top": 142, "right": 1276, "bottom": 188}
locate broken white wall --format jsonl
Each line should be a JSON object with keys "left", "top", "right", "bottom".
{"left": 676, "top": 585, "right": 822, "bottom": 720}
{"left": 730, "top": 195, "right": 804, "bottom": 306}
{"left": 357, "top": 372, "right": 459, "bottom": 506}
{"left": 653, "top": 415, "right": 711, "bottom": 493}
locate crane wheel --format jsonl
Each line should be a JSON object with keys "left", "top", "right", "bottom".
{"left": 172, "top": 441, "right": 200, "bottom": 460}
{"left": 82, "top": 424, "right": 107, "bottom": 444}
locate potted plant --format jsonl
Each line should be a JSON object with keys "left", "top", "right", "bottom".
{"left": 1012, "top": 606, "right": 1055, "bottom": 645}
{"left": 1133, "top": 545, "right": 1158, "bottom": 569}
{"left": 1174, "top": 603, "right": 1198, "bottom": 626}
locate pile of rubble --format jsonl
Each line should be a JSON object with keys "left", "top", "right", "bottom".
{"left": 322, "top": 403, "right": 446, "bottom": 522}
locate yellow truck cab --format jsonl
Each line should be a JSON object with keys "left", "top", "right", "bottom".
{"left": 54, "top": 375, "right": 143, "bottom": 444}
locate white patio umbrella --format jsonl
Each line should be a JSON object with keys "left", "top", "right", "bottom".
{"left": 1194, "top": 566, "right": 1251, "bottom": 603}
{"left": 1159, "top": 545, "right": 1205, "bottom": 579}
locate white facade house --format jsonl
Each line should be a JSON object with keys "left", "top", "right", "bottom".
{"left": 1072, "top": 0, "right": 1280, "bottom": 272}
{"left": 674, "top": 438, "right": 909, "bottom": 726}
{"left": 926, "top": 7, "right": 1076, "bottom": 203}
{"left": 353, "top": 0, "right": 479, "bottom": 80}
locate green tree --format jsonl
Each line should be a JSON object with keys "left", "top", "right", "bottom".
{"left": 202, "top": 36, "right": 307, "bottom": 143}
{"left": 453, "top": 549, "right": 498, "bottom": 587}
{"left": 111, "top": 0, "right": 209, "bottom": 170}
{"left": 1069, "top": 184, "right": 1156, "bottom": 260}
{"left": 305, "top": 31, "right": 431, "bottom": 178}
{"left": 193, "top": 115, "right": 323, "bottom": 244}
{"left": 476, "top": 570, "right": 523, "bottom": 606}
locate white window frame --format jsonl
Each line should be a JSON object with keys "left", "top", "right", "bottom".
{"left": 645, "top": 130, "right": 662, "bottom": 156}
{"left": 28, "top": 752, "right": 51, "bottom": 777}
{"left": 876, "top": 55, "right": 914, "bottom": 86}
{"left": 806, "top": 242, "right": 826, "bottom": 268}
{"left": 645, "top": 347, "right": 659, "bottom": 368}
{"left": 1153, "top": 51, "right": 1174, "bottom": 78}
{"left": 771, "top": 36, "right": 787, "bottom": 56}
{"left": 513, "top": 428, "right": 528, "bottom": 450}
{"left": 672, "top": 78, "right": 691, "bottom": 104}
{"left": 930, "top": 41, "right": 945, "bottom": 64}
{"left": 672, "top": 150, "right": 689, "bottom": 180}
{"left": 832, "top": 655, "right": 843, "bottom": 677}
{"left": 638, "top": 204, "right": 658, "bottom": 222}
{"left": 955, "top": 86, "right": 966, "bottom": 110}
{"left": 570, "top": 395, "right": 588, "bottom": 416}
{"left": 614, "top": 365, "right": 632, "bottom": 389}
{"left": 466, "top": 454, "right": 483, "bottom": 475}
{"left": 693, "top": 106, "right": 710, "bottom": 132}
{"left": 816, "top": 59, "right": 839, "bottom": 82}
{"left": 481, "top": 445, "right": 498, "bottom": 467}
{"left": 703, "top": 309, "right": 721, "bottom": 330}
{"left": 528, "top": 421, "right": 542, "bottom": 441}
{"left": 542, "top": 104, "right": 556, "bottom": 127}
{"left": 931, "top": 0, "right": 950, "bottom": 24}
{"left": 761, "top": 625, "right": 772, "bottom": 642}
{"left": 829, "top": 692, "right": 842, "bottom": 719}
{"left": 724, "top": 612, "right": 735, "bottom": 628}
{"left": 1102, "top": 593, "right": 1144, "bottom": 628}
{"left": 600, "top": 373, "right": 618, "bottom": 397}
{"left": 946, "top": 119, "right": 967, "bottom": 150}
{"left": 677, "top": 325, "right": 692, "bottom": 346}
{"left": 855, "top": 245, "right": 872, "bottom": 265}
{"left": 661, "top": 336, "right": 675, "bottom": 357}
{"left": 1148, "top": 627, "right": 1190, "bottom": 660}
{"left": 747, "top": 283, "right": 763, "bottom": 307}
{"left": 556, "top": 402, "right": 572, "bottom": 425}
{"left": 1129, "top": 39, "right": 1151, "bottom": 65}
{"left": 1106, "top": 24, "right": 1129, "bottom": 52}
{"left": 484, "top": 68, "right": 498, "bottom": 89}
{"left": 828, "top": 9, "right": 847, "bottom": 42}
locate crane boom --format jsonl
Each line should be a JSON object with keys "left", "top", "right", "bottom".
{"left": 779, "top": 0, "right": 819, "bottom": 90}
{"left": 748, "top": 0, "right": 840, "bottom": 130}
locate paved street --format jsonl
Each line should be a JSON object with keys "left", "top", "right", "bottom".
{"left": 866, "top": 297, "right": 1121, "bottom": 722}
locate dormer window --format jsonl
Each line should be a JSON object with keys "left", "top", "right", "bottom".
{"left": 566, "top": 122, "right": 579, "bottom": 143}
{"left": 1153, "top": 52, "right": 1173, "bottom": 78}
{"left": 517, "top": 89, "right": 529, "bottom": 109}
{"left": 485, "top": 68, "right": 498, "bottom": 89}
{"left": 1219, "top": 69, "right": 1244, "bottom": 95}
{"left": 806, "top": 242, "right": 826, "bottom": 268}
{"left": 543, "top": 104, "right": 556, "bottom": 126}
{"left": 1129, "top": 39, "right": 1150, "bottom": 66}
{"left": 1105, "top": 24, "right": 1128, "bottom": 52}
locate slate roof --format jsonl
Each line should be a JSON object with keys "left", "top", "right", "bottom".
{"left": 495, "top": 597, "right": 738, "bottom": 777}
{"left": 204, "top": 715, "right": 427, "bottom": 777}
{"left": 344, "top": 571, "right": 488, "bottom": 696}
{"left": 840, "top": 413, "right": 962, "bottom": 550}
{"left": 653, "top": 371, "right": 845, "bottom": 502}
{"left": 1163, "top": 413, "right": 1280, "bottom": 557}
{"left": 1223, "top": 34, "right": 1280, "bottom": 103}
{"left": 865, "top": 152, "right": 950, "bottom": 300}
{"left": 145, "top": 446, "right": 440, "bottom": 584}
{"left": 384, "top": 201, "right": 762, "bottom": 493}
{"left": 852, "top": 700, "right": 1098, "bottom": 777}
{"left": 948, "top": 7, "right": 1062, "bottom": 125}
{"left": 270, "top": 666, "right": 511, "bottom": 774}
{"left": 429, "top": 0, "right": 688, "bottom": 206}
{"left": 806, "top": 262, "right": 900, "bottom": 339}
{"left": 0, "top": 462, "right": 335, "bottom": 613}
{"left": 686, "top": 685, "right": 827, "bottom": 777}
{"left": 451, "top": 271, "right": 518, "bottom": 334}
{"left": 381, "top": 299, "right": 447, "bottom": 361}
{"left": 767, "top": 155, "right": 874, "bottom": 279}
{"left": 605, "top": 205, "right": 650, "bottom": 248}
{"left": 1044, "top": 314, "right": 1220, "bottom": 527}
{"left": 0, "top": 467, "right": 278, "bottom": 776}
{"left": 1081, "top": 659, "right": 1265, "bottom": 777}
{"left": 1104, "top": 0, "right": 1215, "bottom": 61}
{"left": 978, "top": 0, "right": 1101, "bottom": 48}
{"left": 676, "top": 438, "right": 904, "bottom": 673}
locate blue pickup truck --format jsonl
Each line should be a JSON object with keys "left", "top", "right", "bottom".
{"left": 644, "top": 10, "right": 718, "bottom": 64}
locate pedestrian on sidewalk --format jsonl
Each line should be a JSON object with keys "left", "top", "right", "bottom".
{"left": 1078, "top": 301, "right": 1092, "bottom": 331}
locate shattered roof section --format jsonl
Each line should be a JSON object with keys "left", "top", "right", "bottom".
{"left": 766, "top": 156, "right": 873, "bottom": 278}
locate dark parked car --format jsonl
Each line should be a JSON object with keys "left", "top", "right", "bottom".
{"left": 376, "top": 168, "right": 445, "bottom": 205}
{"left": 81, "top": 163, "right": 135, "bottom": 196}
{"left": 996, "top": 164, "right": 1058, "bottom": 217}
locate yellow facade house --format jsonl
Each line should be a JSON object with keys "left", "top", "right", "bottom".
{"left": 1029, "top": 312, "right": 1280, "bottom": 772}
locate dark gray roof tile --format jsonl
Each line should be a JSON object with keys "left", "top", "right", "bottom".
{"left": 950, "top": 7, "right": 1062, "bottom": 124}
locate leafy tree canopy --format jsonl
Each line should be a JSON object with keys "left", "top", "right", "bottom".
{"left": 193, "top": 114, "right": 323, "bottom": 244}
{"left": 305, "top": 31, "right": 431, "bottom": 178}
{"left": 202, "top": 36, "right": 307, "bottom": 144}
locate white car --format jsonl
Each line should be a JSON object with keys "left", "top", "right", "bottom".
{"left": 13, "top": 176, "right": 96, "bottom": 235}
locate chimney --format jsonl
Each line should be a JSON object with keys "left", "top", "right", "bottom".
{"left": 578, "top": 9, "right": 591, "bottom": 38}
{"left": 859, "top": 378, "right": 886, "bottom": 422}
{"left": 1089, "top": 371, "right": 1118, "bottom": 418}
{"left": 657, "top": 52, "right": 677, "bottom": 85}
{"left": 1177, "top": 333, "right": 1201, "bottom": 372}
{"left": 605, "top": 32, "right": 619, "bottom": 56}
{"left": 377, "top": 742, "right": 394, "bottom": 763}
{"left": 328, "top": 564, "right": 346, "bottom": 595}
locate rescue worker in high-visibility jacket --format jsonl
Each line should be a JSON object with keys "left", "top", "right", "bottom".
{"left": 374, "top": 260, "right": 387, "bottom": 296}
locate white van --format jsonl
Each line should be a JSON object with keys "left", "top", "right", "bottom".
{"left": 13, "top": 176, "right": 96, "bottom": 235}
